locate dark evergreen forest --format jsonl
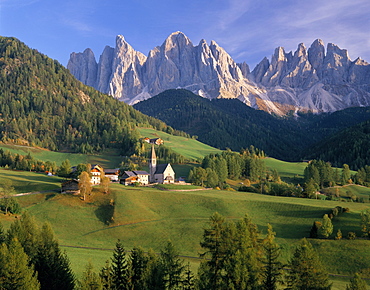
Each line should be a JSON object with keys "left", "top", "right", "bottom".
{"left": 134, "top": 89, "right": 370, "bottom": 169}
{"left": 0, "top": 37, "right": 179, "bottom": 155}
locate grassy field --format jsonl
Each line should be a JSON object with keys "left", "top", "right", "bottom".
{"left": 0, "top": 168, "right": 62, "bottom": 194}
{"left": 137, "top": 128, "right": 222, "bottom": 161}
{"left": 1, "top": 181, "right": 369, "bottom": 289}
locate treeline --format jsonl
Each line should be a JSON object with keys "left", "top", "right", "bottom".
{"left": 303, "top": 160, "right": 370, "bottom": 201}
{"left": 0, "top": 212, "right": 75, "bottom": 290}
{"left": 0, "top": 37, "right": 184, "bottom": 156}
{"left": 1, "top": 212, "right": 369, "bottom": 289}
{"left": 310, "top": 207, "right": 370, "bottom": 241}
{"left": 303, "top": 119, "right": 370, "bottom": 170}
{"left": 0, "top": 148, "right": 57, "bottom": 172}
{"left": 188, "top": 147, "right": 266, "bottom": 188}
{"left": 133, "top": 89, "right": 306, "bottom": 160}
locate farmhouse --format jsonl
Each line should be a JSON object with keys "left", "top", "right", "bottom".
{"left": 90, "top": 164, "right": 103, "bottom": 185}
{"left": 104, "top": 168, "right": 120, "bottom": 182}
{"left": 120, "top": 170, "right": 150, "bottom": 185}
{"left": 61, "top": 179, "right": 80, "bottom": 195}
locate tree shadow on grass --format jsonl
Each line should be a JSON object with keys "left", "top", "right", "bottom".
{"left": 95, "top": 202, "right": 114, "bottom": 225}
{"left": 45, "top": 193, "right": 56, "bottom": 200}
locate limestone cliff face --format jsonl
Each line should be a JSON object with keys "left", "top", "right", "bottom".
{"left": 68, "top": 32, "right": 370, "bottom": 115}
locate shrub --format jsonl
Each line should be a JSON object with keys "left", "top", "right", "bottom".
{"left": 347, "top": 232, "right": 356, "bottom": 240}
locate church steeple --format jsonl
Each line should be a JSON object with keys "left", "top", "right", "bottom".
{"left": 149, "top": 143, "right": 157, "bottom": 182}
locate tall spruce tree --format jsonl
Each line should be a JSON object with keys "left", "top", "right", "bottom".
{"left": 0, "top": 239, "right": 40, "bottom": 290}
{"left": 285, "top": 238, "right": 331, "bottom": 290}
{"left": 35, "top": 222, "right": 75, "bottom": 290}
{"left": 79, "top": 261, "right": 102, "bottom": 290}
{"left": 261, "top": 224, "right": 283, "bottom": 290}
{"left": 111, "top": 240, "right": 131, "bottom": 290}
{"left": 160, "top": 241, "right": 186, "bottom": 290}
{"left": 130, "top": 247, "right": 148, "bottom": 290}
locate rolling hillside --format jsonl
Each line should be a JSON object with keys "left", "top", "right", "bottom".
{"left": 1, "top": 183, "right": 369, "bottom": 288}
{"left": 134, "top": 89, "right": 370, "bottom": 168}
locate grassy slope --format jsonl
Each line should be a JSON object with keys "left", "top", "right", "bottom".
{"left": 2, "top": 183, "right": 368, "bottom": 286}
{"left": 137, "top": 128, "right": 222, "bottom": 161}
{"left": 0, "top": 168, "right": 62, "bottom": 194}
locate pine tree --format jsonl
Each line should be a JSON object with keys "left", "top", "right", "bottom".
{"left": 183, "top": 262, "right": 195, "bottom": 290}
{"left": 261, "top": 224, "right": 284, "bottom": 290}
{"left": 100, "top": 260, "right": 113, "bottom": 290}
{"left": 79, "top": 261, "right": 102, "bottom": 290}
{"left": 143, "top": 249, "right": 165, "bottom": 290}
{"left": 346, "top": 273, "right": 368, "bottom": 290}
{"left": 160, "top": 241, "right": 185, "bottom": 289}
{"left": 111, "top": 240, "right": 131, "bottom": 290}
{"left": 35, "top": 222, "right": 75, "bottom": 290}
{"left": 57, "top": 159, "right": 72, "bottom": 178}
{"left": 0, "top": 239, "right": 40, "bottom": 290}
{"left": 130, "top": 246, "right": 148, "bottom": 290}
{"left": 199, "top": 212, "right": 226, "bottom": 289}
{"left": 285, "top": 238, "right": 331, "bottom": 290}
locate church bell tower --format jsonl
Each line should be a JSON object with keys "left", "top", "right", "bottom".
{"left": 149, "top": 143, "right": 157, "bottom": 183}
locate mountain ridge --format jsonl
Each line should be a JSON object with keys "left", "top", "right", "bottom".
{"left": 68, "top": 31, "right": 370, "bottom": 115}
{"left": 133, "top": 89, "right": 370, "bottom": 168}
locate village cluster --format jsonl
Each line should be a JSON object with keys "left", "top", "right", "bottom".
{"left": 61, "top": 138, "right": 176, "bottom": 194}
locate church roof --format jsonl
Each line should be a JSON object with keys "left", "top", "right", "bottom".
{"left": 133, "top": 171, "right": 149, "bottom": 175}
{"left": 155, "top": 163, "right": 171, "bottom": 174}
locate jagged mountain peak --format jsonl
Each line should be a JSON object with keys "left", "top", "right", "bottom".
{"left": 68, "top": 33, "right": 370, "bottom": 115}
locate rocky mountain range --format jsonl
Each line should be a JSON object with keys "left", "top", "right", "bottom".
{"left": 68, "top": 31, "right": 370, "bottom": 115}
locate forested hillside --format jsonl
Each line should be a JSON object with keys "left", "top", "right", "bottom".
{"left": 134, "top": 89, "right": 370, "bottom": 167}
{"left": 0, "top": 37, "right": 174, "bottom": 154}
{"left": 134, "top": 89, "right": 306, "bottom": 160}
{"left": 303, "top": 120, "right": 370, "bottom": 169}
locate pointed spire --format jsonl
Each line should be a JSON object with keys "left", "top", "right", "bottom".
{"left": 149, "top": 144, "right": 157, "bottom": 183}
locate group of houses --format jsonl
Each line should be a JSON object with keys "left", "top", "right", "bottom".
{"left": 61, "top": 138, "right": 176, "bottom": 193}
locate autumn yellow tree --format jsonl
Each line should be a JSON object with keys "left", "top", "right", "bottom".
{"left": 79, "top": 171, "right": 92, "bottom": 201}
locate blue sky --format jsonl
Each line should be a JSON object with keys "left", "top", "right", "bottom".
{"left": 1, "top": 0, "right": 369, "bottom": 69}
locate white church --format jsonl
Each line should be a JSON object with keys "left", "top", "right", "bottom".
{"left": 149, "top": 141, "right": 175, "bottom": 184}
{"left": 120, "top": 138, "right": 175, "bottom": 185}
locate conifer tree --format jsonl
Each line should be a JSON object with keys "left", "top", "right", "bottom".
{"left": 79, "top": 261, "right": 102, "bottom": 290}
{"left": 285, "top": 238, "right": 331, "bottom": 290}
{"left": 100, "top": 260, "right": 113, "bottom": 290}
{"left": 35, "top": 222, "right": 75, "bottom": 290}
{"left": 143, "top": 249, "right": 165, "bottom": 290}
{"left": 57, "top": 159, "right": 72, "bottom": 178}
{"left": 183, "top": 262, "right": 195, "bottom": 290}
{"left": 346, "top": 273, "right": 368, "bottom": 290}
{"left": 111, "top": 240, "right": 131, "bottom": 290}
{"left": 0, "top": 239, "right": 40, "bottom": 290}
{"left": 130, "top": 247, "right": 148, "bottom": 290}
{"left": 160, "top": 241, "right": 185, "bottom": 289}
{"left": 261, "top": 224, "right": 283, "bottom": 290}
{"left": 199, "top": 212, "right": 226, "bottom": 289}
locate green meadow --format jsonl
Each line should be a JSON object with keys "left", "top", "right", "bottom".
{"left": 1, "top": 140, "right": 370, "bottom": 289}
{"left": 137, "top": 128, "right": 222, "bottom": 160}
{"left": 1, "top": 181, "right": 369, "bottom": 288}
